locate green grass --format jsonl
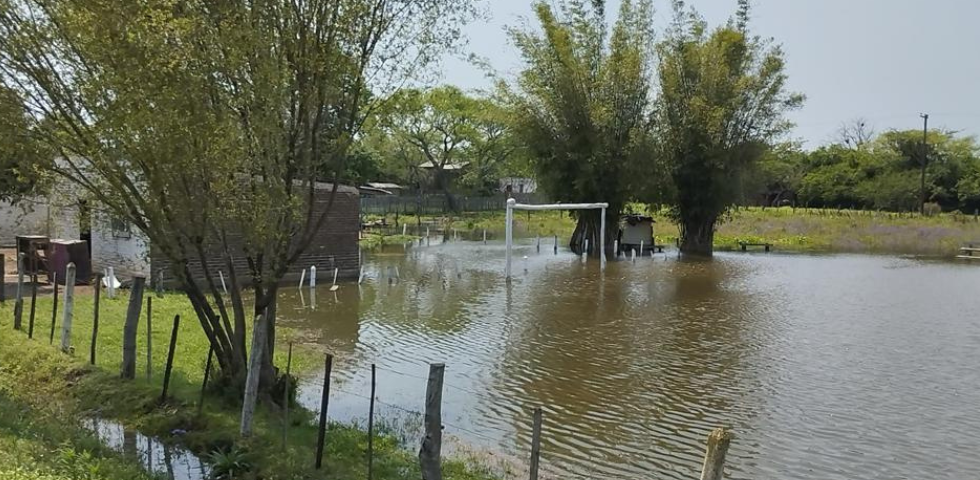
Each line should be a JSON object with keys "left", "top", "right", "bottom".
{"left": 0, "top": 292, "right": 499, "bottom": 480}
{"left": 0, "top": 391, "right": 160, "bottom": 480}
{"left": 373, "top": 206, "right": 980, "bottom": 255}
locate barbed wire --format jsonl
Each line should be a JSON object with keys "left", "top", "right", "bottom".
{"left": 329, "top": 384, "right": 504, "bottom": 445}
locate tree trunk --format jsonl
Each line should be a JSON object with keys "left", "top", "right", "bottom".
{"left": 680, "top": 216, "right": 716, "bottom": 257}
{"left": 569, "top": 209, "right": 619, "bottom": 256}
{"left": 254, "top": 284, "right": 280, "bottom": 395}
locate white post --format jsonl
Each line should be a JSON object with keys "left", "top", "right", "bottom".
{"left": 536, "top": 235, "right": 541, "bottom": 253}
{"left": 483, "top": 229, "right": 487, "bottom": 244}
{"left": 614, "top": 239, "right": 619, "bottom": 258}
{"left": 403, "top": 224, "right": 407, "bottom": 236}
{"left": 426, "top": 226, "right": 430, "bottom": 238}
{"left": 583, "top": 238, "right": 589, "bottom": 262}
{"left": 453, "top": 229, "right": 458, "bottom": 241}
{"left": 60, "top": 263, "right": 76, "bottom": 352}
{"left": 640, "top": 240, "right": 644, "bottom": 257}
{"left": 299, "top": 268, "right": 307, "bottom": 289}
{"left": 600, "top": 207, "right": 606, "bottom": 269}
{"left": 632, "top": 249, "right": 636, "bottom": 262}
{"left": 505, "top": 198, "right": 515, "bottom": 279}
{"left": 107, "top": 267, "right": 115, "bottom": 299}
{"left": 357, "top": 266, "right": 364, "bottom": 285}
{"left": 395, "top": 266, "right": 400, "bottom": 279}
{"left": 219, "top": 270, "right": 228, "bottom": 295}
{"left": 310, "top": 265, "right": 317, "bottom": 288}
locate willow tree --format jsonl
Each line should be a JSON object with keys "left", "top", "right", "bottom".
{"left": 0, "top": 0, "right": 477, "bottom": 391}
{"left": 655, "top": 1, "right": 803, "bottom": 255}
{"left": 506, "top": 0, "right": 655, "bottom": 253}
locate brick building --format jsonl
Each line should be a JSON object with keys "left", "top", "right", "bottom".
{"left": 148, "top": 183, "right": 361, "bottom": 286}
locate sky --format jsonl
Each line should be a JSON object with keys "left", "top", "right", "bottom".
{"left": 439, "top": 0, "right": 980, "bottom": 148}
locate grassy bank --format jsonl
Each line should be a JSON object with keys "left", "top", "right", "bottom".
{"left": 364, "top": 207, "right": 980, "bottom": 255}
{"left": 0, "top": 292, "right": 498, "bottom": 480}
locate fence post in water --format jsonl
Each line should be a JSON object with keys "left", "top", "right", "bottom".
{"left": 310, "top": 266, "right": 317, "bottom": 289}
{"left": 197, "top": 345, "right": 214, "bottom": 417}
{"left": 419, "top": 363, "right": 445, "bottom": 480}
{"left": 90, "top": 274, "right": 102, "bottom": 364}
{"left": 121, "top": 276, "right": 146, "bottom": 379}
{"left": 160, "top": 315, "right": 180, "bottom": 402}
{"left": 240, "top": 313, "right": 267, "bottom": 437}
{"left": 613, "top": 240, "right": 619, "bottom": 258}
{"left": 554, "top": 235, "right": 558, "bottom": 255}
{"left": 368, "top": 363, "right": 376, "bottom": 480}
{"left": 146, "top": 297, "right": 153, "bottom": 379}
{"left": 699, "top": 428, "right": 733, "bottom": 480}
{"left": 583, "top": 239, "right": 589, "bottom": 262}
{"left": 483, "top": 229, "right": 487, "bottom": 244}
{"left": 59, "top": 263, "right": 76, "bottom": 353}
{"left": 314, "top": 353, "right": 334, "bottom": 469}
{"left": 13, "top": 253, "right": 25, "bottom": 329}
{"left": 536, "top": 235, "right": 541, "bottom": 253}
{"left": 529, "top": 407, "right": 543, "bottom": 480}
{"left": 48, "top": 272, "right": 58, "bottom": 344}
{"left": 219, "top": 270, "right": 228, "bottom": 295}
{"left": 282, "top": 342, "right": 293, "bottom": 451}
{"left": 28, "top": 275, "right": 37, "bottom": 338}
{"left": 331, "top": 268, "right": 339, "bottom": 291}
{"left": 299, "top": 267, "right": 307, "bottom": 290}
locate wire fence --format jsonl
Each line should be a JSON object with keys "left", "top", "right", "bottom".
{"left": 361, "top": 193, "right": 547, "bottom": 216}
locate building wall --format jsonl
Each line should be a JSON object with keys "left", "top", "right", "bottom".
{"left": 91, "top": 211, "right": 151, "bottom": 281}
{"left": 0, "top": 198, "right": 49, "bottom": 246}
{"left": 149, "top": 185, "right": 361, "bottom": 287}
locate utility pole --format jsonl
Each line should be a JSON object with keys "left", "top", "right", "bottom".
{"left": 919, "top": 113, "right": 929, "bottom": 215}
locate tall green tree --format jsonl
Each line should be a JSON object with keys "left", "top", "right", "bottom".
{"left": 506, "top": 0, "right": 656, "bottom": 252}
{"left": 0, "top": 0, "right": 477, "bottom": 391}
{"left": 655, "top": 0, "right": 803, "bottom": 255}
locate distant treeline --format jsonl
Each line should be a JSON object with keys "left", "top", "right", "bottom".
{"left": 752, "top": 129, "right": 980, "bottom": 213}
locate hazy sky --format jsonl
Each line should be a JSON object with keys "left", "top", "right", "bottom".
{"left": 440, "top": 0, "right": 980, "bottom": 147}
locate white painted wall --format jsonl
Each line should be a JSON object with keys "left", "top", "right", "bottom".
{"left": 0, "top": 198, "right": 50, "bottom": 246}
{"left": 90, "top": 210, "right": 150, "bottom": 281}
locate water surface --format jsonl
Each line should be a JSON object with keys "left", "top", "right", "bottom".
{"left": 281, "top": 239, "right": 980, "bottom": 479}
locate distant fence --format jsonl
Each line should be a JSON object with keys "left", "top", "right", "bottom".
{"left": 360, "top": 193, "right": 548, "bottom": 216}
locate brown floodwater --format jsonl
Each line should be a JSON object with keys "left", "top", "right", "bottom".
{"left": 279, "top": 237, "right": 980, "bottom": 479}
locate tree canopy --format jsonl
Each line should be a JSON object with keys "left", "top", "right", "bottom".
{"left": 506, "top": 0, "right": 656, "bottom": 251}
{"left": 0, "top": 0, "right": 478, "bottom": 389}
{"left": 655, "top": 0, "right": 803, "bottom": 255}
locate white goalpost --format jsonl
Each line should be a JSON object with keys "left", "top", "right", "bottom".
{"left": 505, "top": 198, "right": 609, "bottom": 278}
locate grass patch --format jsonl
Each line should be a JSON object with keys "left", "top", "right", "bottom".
{"left": 0, "top": 292, "right": 499, "bottom": 480}
{"left": 375, "top": 206, "right": 980, "bottom": 255}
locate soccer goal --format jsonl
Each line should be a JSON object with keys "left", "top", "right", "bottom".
{"left": 505, "top": 198, "right": 609, "bottom": 278}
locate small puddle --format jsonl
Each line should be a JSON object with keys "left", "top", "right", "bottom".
{"left": 84, "top": 418, "right": 209, "bottom": 480}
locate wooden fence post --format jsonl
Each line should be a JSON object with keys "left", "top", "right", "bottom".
{"left": 13, "top": 253, "right": 25, "bottom": 329}
{"left": 699, "top": 428, "right": 733, "bottom": 480}
{"left": 419, "top": 363, "right": 445, "bottom": 480}
{"left": 282, "top": 342, "right": 293, "bottom": 451}
{"left": 368, "top": 363, "right": 376, "bottom": 480}
{"left": 160, "top": 315, "right": 180, "bottom": 402}
{"left": 121, "top": 276, "right": 146, "bottom": 379}
{"left": 0, "top": 252, "right": 5, "bottom": 303}
{"left": 314, "top": 353, "right": 333, "bottom": 469}
{"left": 530, "top": 407, "right": 543, "bottom": 480}
{"left": 48, "top": 272, "right": 58, "bottom": 344}
{"left": 90, "top": 274, "right": 102, "bottom": 364}
{"left": 28, "top": 275, "right": 37, "bottom": 338}
{"left": 146, "top": 297, "right": 153, "bottom": 380}
{"left": 60, "top": 263, "right": 77, "bottom": 353}
{"left": 240, "top": 313, "right": 267, "bottom": 438}
{"left": 197, "top": 345, "right": 214, "bottom": 417}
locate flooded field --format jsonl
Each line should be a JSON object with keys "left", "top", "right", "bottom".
{"left": 279, "top": 239, "right": 980, "bottom": 479}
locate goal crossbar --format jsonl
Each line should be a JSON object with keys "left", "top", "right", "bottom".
{"left": 505, "top": 198, "right": 607, "bottom": 278}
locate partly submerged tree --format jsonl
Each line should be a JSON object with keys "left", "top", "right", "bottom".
{"left": 655, "top": 0, "right": 803, "bottom": 255}
{"left": 506, "top": 0, "right": 656, "bottom": 253}
{"left": 0, "top": 0, "right": 477, "bottom": 392}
